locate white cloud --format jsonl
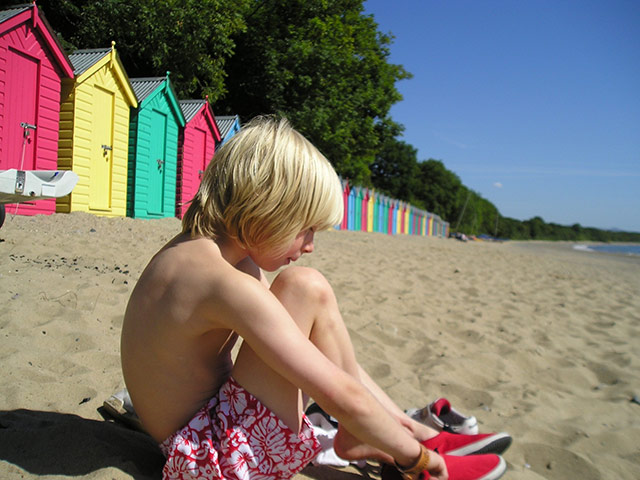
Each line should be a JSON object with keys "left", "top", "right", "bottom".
{"left": 493, "top": 182, "right": 503, "bottom": 188}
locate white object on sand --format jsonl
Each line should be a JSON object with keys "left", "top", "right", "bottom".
{"left": 0, "top": 169, "right": 79, "bottom": 204}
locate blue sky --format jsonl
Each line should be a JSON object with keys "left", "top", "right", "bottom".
{"left": 363, "top": 0, "right": 640, "bottom": 232}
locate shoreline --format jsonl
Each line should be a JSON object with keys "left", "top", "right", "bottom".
{"left": 508, "top": 239, "right": 640, "bottom": 265}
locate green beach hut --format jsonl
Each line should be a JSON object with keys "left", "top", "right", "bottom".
{"left": 127, "top": 73, "right": 185, "bottom": 218}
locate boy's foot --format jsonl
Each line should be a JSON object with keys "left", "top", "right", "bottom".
{"left": 421, "top": 431, "right": 512, "bottom": 456}
{"left": 381, "top": 453, "right": 506, "bottom": 480}
{"left": 406, "top": 398, "right": 479, "bottom": 435}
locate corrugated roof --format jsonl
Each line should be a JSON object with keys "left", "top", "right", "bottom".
{"left": 179, "top": 99, "right": 206, "bottom": 123}
{"left": 129, "top": 77, "right": 165, "bottom": 103}
{"left": 0, "top": 4, "right": 30, "bottom": 24}
{"left": 68, "top": 48, "right": 110, "bottom": 76}
{"left": 215, "top": 115, "right": 240, "bottom": 139}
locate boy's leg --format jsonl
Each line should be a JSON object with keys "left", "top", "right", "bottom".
{"left": 232, "top": 266, "right": 361, "bottom": 433}
{"left": 269, "top": 267, "right": 437, "bottom": 440}
{"left": 232, "top": 266, "right": 436, "bottom": 462}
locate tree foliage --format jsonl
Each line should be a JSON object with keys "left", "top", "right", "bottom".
{"left": 23, "top": 0, "right": 639, "bottom": 241}
{"left": 370, "top": 138, "right": 420, "bottom": 204}
{"left": 38, "top": 0, "right": 249, "bottom": 99}
{"left": 217, "top": 0, "right": 410, "bottom": 184}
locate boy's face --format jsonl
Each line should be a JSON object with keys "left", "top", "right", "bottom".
{"left": 250, "top": 229, "right": 315, "bottom": 272}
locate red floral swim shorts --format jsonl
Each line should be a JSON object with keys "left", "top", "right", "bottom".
{"left": 159, "top": 377, "right": 321, "bottom": 480}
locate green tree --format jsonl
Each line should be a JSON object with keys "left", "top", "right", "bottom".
{"left": 38, "top": 0, "right": 249, "bottom": 99}
{"left": 370, "top": 138, "right": 420, "bottom": 204}
{"left": 415, "top": 159, "right": 463, "bottom": 222}
{"left": 218, "top": 0, "right": 410, "bottom": 184}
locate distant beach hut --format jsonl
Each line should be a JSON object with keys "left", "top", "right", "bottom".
{"left": 379, "top": 195, "right": 390, "bottom": 234}
{"left": 128, "top": 73, "right": 185, "bottom": 218}
{"left": 340, "top": 178, "right": 350, "bottom": 230}
{"left": 354, "top": 187, "right": 363, "bottom": 231}
{"left": 373, "top": 193, "right": 381, "bottom": 233}
{"left": 0, "top": 3, "right": 74, "bottom": 215}
{"left": 347, "top": 185, "right": 356, "bottom": 231}
{"left": 214, "top": 115, "right": 241, "bottom": 147}
{"left": 367, "top": 189, "right": 375, "bottom": 233}
{"left": 409, "top": 206, "right": 416, "bottom": 235}
{"left": 390, "top": 200, "right": 398, "bottom": 234}
{"left": 361, "top": 188, "right": 370, "bottom": 232}
{"left": 397, "top": 202, "right": 405, "bottom": 234}
{"left": 433, "top": 215, "right": 441, "bottom": 237}
{"left": 176, "top": 98, "right": 221, "bottom": 218}
{"left": 57, "top": 43, "right": 137, "bottom": 216}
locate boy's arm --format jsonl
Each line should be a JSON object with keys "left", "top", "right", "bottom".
{"left": 212, "top": 269, "right": 423, "bottom": 468}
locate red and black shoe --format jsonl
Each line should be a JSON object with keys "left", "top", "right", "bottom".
{"left": 421, "top": 431, "right": 512, "bottom": 456}
{"left": 381, "top": 453, "right": 507, "bottom": 480}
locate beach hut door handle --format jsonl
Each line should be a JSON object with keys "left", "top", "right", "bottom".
{"left": 20, "top": 122, "right": 37, "bottom": 137}
{"left": 157, "top": 159, "right": 164, "bottom": 169}
{"left": 102, "top": 145, "right": 112, "bottom": 151}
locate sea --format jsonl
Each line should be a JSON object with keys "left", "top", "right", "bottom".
{"left": 573, "top": 244, "right": 640, "bottom": 257}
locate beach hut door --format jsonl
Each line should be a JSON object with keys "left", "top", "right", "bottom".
{"left": 148, "top": 109, "right": 167, "bottom": 215}
{"left": 2, "top": 49, "right": 38, "bottom": 170}
{"left": 90, "top": 86, "right": 115, "bottom": 211}
{"left": 195, "top": 127, "right": 208, "bottom": 178}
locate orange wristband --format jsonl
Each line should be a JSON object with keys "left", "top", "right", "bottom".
{"left": 395, "top": 444, "right": 430, "bottom": 480}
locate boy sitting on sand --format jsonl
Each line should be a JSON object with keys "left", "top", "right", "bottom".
{"left": 120, "top": 117, "right": 509, "bottom": 480}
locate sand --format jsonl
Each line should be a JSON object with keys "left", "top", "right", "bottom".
{"left": 0, "top": 212, "right": 638, "bottom": 480}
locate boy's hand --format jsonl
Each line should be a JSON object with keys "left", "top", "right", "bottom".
{"left": 394, "top": 445, "right": 448, "bottom": 480}
{"left": 424, "top": 450, "right": 447, "bottom": 480}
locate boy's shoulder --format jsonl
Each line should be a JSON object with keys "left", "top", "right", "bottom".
{"left": 145, "top": 234, "right": 238, "bottom": 289}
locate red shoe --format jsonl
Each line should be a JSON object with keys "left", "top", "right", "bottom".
{"left": 381, "top": 453, "right": 506, "bottom": 480}
{"left": 421, "top": 431, "right": 512, "bottom": 456}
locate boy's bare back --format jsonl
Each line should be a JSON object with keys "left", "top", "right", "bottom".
{"left": 121, "top": 233, "right": 243, "bottom": 442}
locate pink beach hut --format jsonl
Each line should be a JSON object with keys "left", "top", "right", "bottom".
{"left": 177, "top": 98, "right": 221, "bottom": 218}
{"left": 340, "top": 178, "right": 349, "bottom": 230}
{"left": 361, "top": 188, "right": 370, "bottom": 232}
{"left": 0, "top": 3, "right": 74, "bottom": 215}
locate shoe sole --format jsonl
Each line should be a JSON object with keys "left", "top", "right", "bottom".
{"left": 447, "top": 432, "right": 512, "bottom": 456}
{"left": 477, "top": 455, "right": 507, "bottom": 480}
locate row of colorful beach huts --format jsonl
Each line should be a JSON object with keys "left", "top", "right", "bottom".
{"left": 0, "top": 3, "right": 448, "bottom": 237}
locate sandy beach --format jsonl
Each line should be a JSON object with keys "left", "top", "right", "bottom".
{"left": 1, "top": 212, "right": 638, "bottom": 480}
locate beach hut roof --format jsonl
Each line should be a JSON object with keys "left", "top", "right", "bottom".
{"left": 0, "top": 3, "right": 30, "bottom": 23}
{"left": 130, "top": 77, "right": 166, "bottom": 102}
{"left": 179, "top": 99, "right": 207, "bottom": 123}
{"left": 130, "top": 74, "right": 185, "bottom": 127}
{"left": 66, "top": 44, "right": 137, "bottom": 107}
{"left": 215, "top": 115, "right": 240, "bottom": 139}
{"left": 68, "top": 47, "right": 110, "bottom": 75}
{"left": 0, "top": 3, "right": 74, "bottom": 78}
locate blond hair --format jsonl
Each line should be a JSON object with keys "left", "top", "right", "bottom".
{"left": 182, "top": 116, "right": 343, "bottom": 252}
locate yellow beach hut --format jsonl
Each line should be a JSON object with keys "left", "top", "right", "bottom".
{"left": 57, "top": 43, "right": 137, "bottom": 216}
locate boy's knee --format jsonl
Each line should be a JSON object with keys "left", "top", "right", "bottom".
{"left": 272, "top": 266, "right": 333, "bottom": 305}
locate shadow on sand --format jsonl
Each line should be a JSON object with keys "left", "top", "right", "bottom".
{"left": 0, "top": 409, "right": 164, "bottom": 479}
{"left": 0, "top": 409, "right": 377, "bottom": 479}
